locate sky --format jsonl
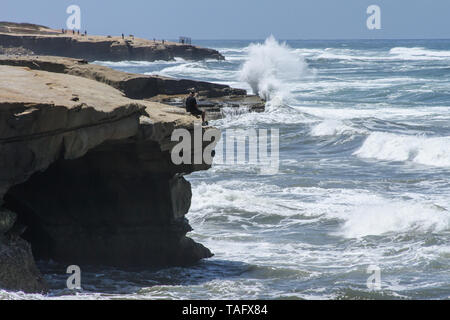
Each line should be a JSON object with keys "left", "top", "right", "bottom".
{"left": 1, "top": 0, "right": 449, "bottom": 40}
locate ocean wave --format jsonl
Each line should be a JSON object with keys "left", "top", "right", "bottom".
{"left": 93, "top": 58, "right": 186, "bottom": 68}
{"left": 331, "top": 197, "right": 450, "bottom": 239}
{"left": 239, "top": 36, "right": 313, "bottom": 101}
{"left": 310, "top": 47, "right": 450, "bottom": 62}
{"left": 354, "top": 132, "right": 450, "bottom": 167}
{"left": 295, "top": 105, "right": 450, "bottom": 122}
{"left": 389, "top": 47, "right": 450, "bottom": 60}
{"left": 189, "top": 180, "right": 449, "bottom": 239}
{"left": 315, "top": 50, "right": 383, "bottom": 62}
{"left": 217, "top": 47, "right": 249, "bottom": 54}
{"left": 213, "top": 104, "right": 315, "bottom": 128}
{"left": 153, "top": 62, "right": 238, "bottom": 80}
{"left": 310, "top": 120, "right": 368, "bottom": 137}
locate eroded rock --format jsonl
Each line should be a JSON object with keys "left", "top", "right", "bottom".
{"left": 0, "top": 237, "right": 48, "bottom": 293}
{"left": 0, "top": 208, "right": 16, "bottom": 234}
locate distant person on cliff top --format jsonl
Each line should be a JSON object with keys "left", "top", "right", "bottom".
{"left": 186, "top": 90, "right": 207, "bottom": 125}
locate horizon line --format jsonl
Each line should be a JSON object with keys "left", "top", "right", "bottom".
{"left": 188, "top": 38, "right": 450, "bottom": 41}
{"left": 2, "top": 20, "right": 450, "bottom": 42}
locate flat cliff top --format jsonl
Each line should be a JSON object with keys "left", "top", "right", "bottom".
{"left": 0, "top": 21, "right": 205, "bottom": 49}
{"left": 0, "top": 65, "right": 139, "bottom": 111}
{"left": 0, "top": 55, "right": 178, "bottom": 83}
{"left": 0, "top": 62, "right": 209, "bottom": 155}
{"left": 0, "top": 22, "right": 51, "bottom": 34}
{"left": 0, "top": 60, "right": 207, "bottom": 194}
{"left": 0, "top": 55, "right": 248, "bottom": 101}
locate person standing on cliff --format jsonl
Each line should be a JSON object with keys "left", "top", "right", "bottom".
{"left": 186, "top": 90, "right": 207, "bottom": 125}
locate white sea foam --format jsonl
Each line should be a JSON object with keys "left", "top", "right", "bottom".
{"left": 213, "top": 106, "right": 314, "bottom": 128}
{"left": 190, "top": 181, "right": 449, "bottom": 236}
{"left": 217, "top": 47, "right": 249, "bottom": 54}
{"left": 327, "top": 194, "right": 450, "bottom": 238}
{"left": 93, "top": 58, "right": 186, "bottom": 68}
{"left": 295, "top": 105, "right": 450, "bottom": 122}
{"left": 152, "top": 62, "right": 238, "bottom": 81}
{"left": 310, "top": 120, "right": 367, "bottom": 137}
{"left": 354, "top": 132, "right": 450, "bottom": 167}
{"left": 310, "top": 47, "right": 450, "bottom": 62}
{"left": 316, "top": 49, "right": 383, "bottom": 62}
{"left": 239, "top": 36, "right": 312, "bottom": 102}
{"left": 389, "top": 47, "right": 450, "bottom": 60}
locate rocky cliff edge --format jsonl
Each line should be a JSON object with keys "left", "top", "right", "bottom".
{"left": 0, "top": 60, "right": 222, "bottom": 292}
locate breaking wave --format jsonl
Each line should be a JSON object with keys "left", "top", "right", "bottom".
{"left": 354, "top": 132, "right": 450, "bottom": 167}
{"left": 389, "top": 47, "right": 450, "bottom": 60}
{"left": 310, "top": 120, "right": 367, "bottom": 137}
{"left": 239, "top": 36, "right": 312, "bottom": 102}
{"left": 333, "top": 197, "right": 450, "bottom": 238}
{"left": 93, "top": 58, "right": 186, "bottom": 68}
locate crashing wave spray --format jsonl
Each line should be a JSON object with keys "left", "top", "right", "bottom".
{"left": 239, "top": 35, "right": 310, "bottom": 103}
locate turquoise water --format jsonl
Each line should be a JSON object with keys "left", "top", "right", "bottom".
{"left": 4, "top": 39, "right": 449, "bottom": 300}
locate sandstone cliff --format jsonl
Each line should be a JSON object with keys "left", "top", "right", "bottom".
{"left": 0, "top": 63, "right": 220, "bottom": 292}
{"left": 0, "top": 22, "right": 224, "bottom": 62}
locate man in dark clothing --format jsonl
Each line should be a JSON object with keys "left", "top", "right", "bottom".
{"left": 186, "top": 90, "right": 206, "bottom": 124}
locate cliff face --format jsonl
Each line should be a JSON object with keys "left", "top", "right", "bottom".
{"left": 0, "top": 62, "right": 220, "bottom": 292}
{"left": 0, "top": 22, "right": 225, "bottom": 62}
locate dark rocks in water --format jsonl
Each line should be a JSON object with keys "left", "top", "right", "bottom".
{"left": 0, "top": 237, "right": 48, "bottom": 293}
{"left": 152, "top": 94, "right": 266, "bottom": 121}
{"left": 0, "top": 209, "right": 16, "bottom": 234}
{"left": 0, "top": 22, "right": 225, "bottom": 62}
{"left": 0, "top": 204, "right": 45, "bottom": 293}
{"left": 5, "top": 223, "right": 27, "bottom": 241}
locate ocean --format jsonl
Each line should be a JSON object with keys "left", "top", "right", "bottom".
{"left": 3, "top": 38, "right": 449, "bottom": 300}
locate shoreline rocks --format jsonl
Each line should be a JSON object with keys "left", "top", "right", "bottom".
{"left": 0, "top": 209, "right": 47, "bottom": 293}
{"left": 0, "top": 237, "right": 48, "bottom": 293}
{"left": 0, "top": 209, "right": 16, "bottom": 234}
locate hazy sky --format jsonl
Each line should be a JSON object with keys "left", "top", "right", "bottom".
{"left": 1, "top": 0, "right": 449, "bottom": 40}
